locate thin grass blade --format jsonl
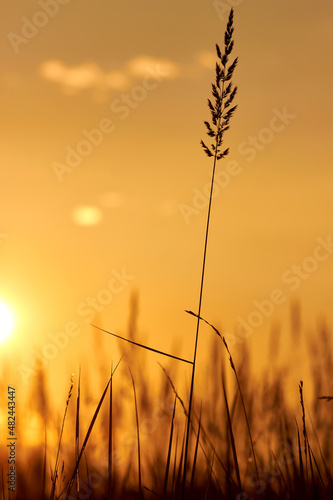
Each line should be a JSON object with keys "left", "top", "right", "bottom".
{"left": 51, "top": 374, "right": 74, "bottom": 500}
{"left": 204, "top": 446, "right": 215, "bottom": 500}
{"left": 222, "top": 372, "right": 242, "bottom": 492}
{"left": 189, "top": 405, "right": 202, "bottom": 499}
{"left": 75, "top": 367, "right": 81, "bottom": 500}
{"left": 129, "top": 368, "right": 143, "bottom": 500}
{"left": 163, "top": 395, "right": 177, "bottom": 500}
{"left": 108, "top": 362, "right": 113, "bottom": 500}
{"left": 64, "top": 357, "right": 122, "bottom": 499}
{"left": 43, "top": 425, "right": 47, "bottom": 500}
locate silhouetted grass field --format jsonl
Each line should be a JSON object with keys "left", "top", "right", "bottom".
{"left": 2, "top": 8, "right": 332, "bottom": 500}
{"left": 1, "top": 299, "right": 333, "bottom": 500}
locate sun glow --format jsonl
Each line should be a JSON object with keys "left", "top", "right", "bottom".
{"left": 0, "top": 302, "right": 14, "bottom": 342}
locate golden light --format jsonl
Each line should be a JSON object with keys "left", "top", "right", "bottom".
{"left": 72, "top": 205, "right": 103, "bottom": 226}
{"left": 0, "top": 302, "right": 14, "bottom": 342}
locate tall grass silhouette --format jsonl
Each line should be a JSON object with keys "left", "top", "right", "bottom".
{"left": 183, "top": 8, "right": 238, "bottom": 498}
{"left": 1, "top": 7, "right": 333, "bottom": 500}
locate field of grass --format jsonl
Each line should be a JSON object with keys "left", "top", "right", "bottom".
{"left": 1, "top": 298, "right": 333, "bottom": 499}
{"left": 1, "top": 7, "right": 332, "bottom": 500}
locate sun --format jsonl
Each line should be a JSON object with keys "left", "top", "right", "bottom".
{"left": 0, "top": 302, "right": 14, "bottom": 342}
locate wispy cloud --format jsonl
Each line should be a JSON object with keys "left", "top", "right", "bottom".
{"left": 39, "top": 55, "right": 180, "bottom": 96}
{"left": 126, "top": 56, "right": 179, "bottom": 79}
{"left": 39, "top": 52, "right": 216, "bottom": 97}
{"left": 195, "top": 51, "right": 216, "bottom": 69}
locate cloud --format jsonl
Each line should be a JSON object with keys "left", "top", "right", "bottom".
{"left": 39, "top": 60, "right": 102, "bottom": 89}
{"left": 39, "top": 52, "right": 218, "bottom": 99}
{"left": 195, "top": 51, "right": 216, "bottom": 69}
{"left": 104, "top": 71, "right": 130, "bottom": 90}
{"left": 39, "top": 55, "right": 180, "bottom": 97}
{"left": 126, "top": 56, "right": 179, "bottom": 79}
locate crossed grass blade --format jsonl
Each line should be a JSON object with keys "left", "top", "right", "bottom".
{"left": 308, "top": 443, "right": 328, "bottom": 499}
{"left": 308, "top": 443, "right": 317, "bottom": 498}
{"left": 186, "top": 310, "right": 260, "bottom": 485}
{"left": 175, "top": 430, "right": 186, "bottom": 500}
{"left": 308, "top": 409, "right": 333, "bottom": 489}
{"left": 158, "top": 363, "right": 187, "bottom": 416}
{"left": 222, "top": 337, "right": 260, "bottom": 485}
{"left": 91, "top": 324, "right": 192, "bottom": 365}
{"left": 172, "top": 427, "right": 179, "bottom": 499}
{"left": 64, "top": 357, "right": 123, "bottom": 499}
{"left": 204, "top": 447, "right": 215, "bottom": 500}
{"left": 50, "top": 374, "right": 74, "bottom": 500}
{"left": 162, "top": 395, "right": 177, "bottom": 500}
{"left": 222, "top": 372, "right": 242, "bottom": 493}
{"left": 282, "top": 415, "right": 297, "bottom": 492}
{"left": 144, "top": 485, "right": 160, "bottom": 497}
{"left": 271, "top": 450, "right": 291, "bottom": 498}
{"left": 159, "top": 363, "right": 237, "bottom": 495}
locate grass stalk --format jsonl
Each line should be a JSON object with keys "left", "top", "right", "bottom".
{"left": 185, "top": 311, "right": 257, "bottom": 488}
{"left": 309, "top": 444, "right": 327, "bottom": 498}
{"left": 108, "top": 362, "right": 113, "bottom": 500}
{"left": 299, "top": 381, "right": 309, "bottom": 483}
{"left": 163, "top": 395, "right": 177, "bottom": 500}
{"left": 75, "top": 367, "right": 81, "bottom": 500}
{"left": 129, "top": 368, "right": 143, "bottom": 500}
{"left": 222, "top": 337, "right": 260, "bottom": 484}
{"left": 160, "top": 361, "right": 237, "bottom": 493}
{"left": 295, "top": 418, "right": 305, "bottom": 491}
{"left": 176, "top": 430, "right": 186, "bottom": 500}
{"left": 84, "top": 452, "right": 90, "bottom": 499}
{"left": 182, "top": 8, "right": 238, "bottom": 498}
{"left": 172, "top": 427, "right": 179, "bottom": 500}
{"left": 189, "top": 405, "right": 202, "bottom": 499}
{"left": 222, "top": 372, "right": 242, "bottom": 493}
{"left": 50, "top": 374, "right": 74, "bottom": 500}
{"left": 308, "top": 409, "right": 333, "bottom": 488}
{"left": 43, "top": 424, "right": 47, "bottom": 499}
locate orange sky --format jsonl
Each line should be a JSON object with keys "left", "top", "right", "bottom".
{"left": 1, "top": 0, "right": 333, "bottom": 389}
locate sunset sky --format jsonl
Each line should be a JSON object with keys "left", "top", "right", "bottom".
{"left": 1, "top": 0, "right": 333, "bottom": 389}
